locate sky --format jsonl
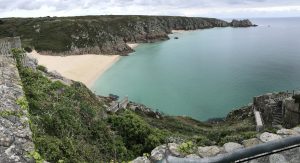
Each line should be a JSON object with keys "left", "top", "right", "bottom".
{"left": 0, "top": 0, "right": 300, "bottom": 18}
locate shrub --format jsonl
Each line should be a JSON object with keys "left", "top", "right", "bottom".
{"left": 178, "top": 141, "right": 195, "bottom": 155}
{"left": 19, "top": 67, "right": 122, "bottom": 162}
{"left": 36, "top": 65, "right": 47, "bottom": 72}
{"left": 192, "top": 135, "right": 211, "bottom": 146}
{"left": 24, "top": 46, "right": 33, "bottom": 52}
{"left": 220, "top": 135, "right": 243, "bottom": 145}
{"left": 107, "top": 110, "right": 167, "bottom": 160}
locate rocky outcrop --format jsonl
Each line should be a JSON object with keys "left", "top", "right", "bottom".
{"left": 197, "top": 146, "right": 221, "bottom": 157}
{"left": 230, "top": 19, "right": 257, "bottom": 27}
{"left": 223, "top": 142, "right": 244, "bottom": 153}
{"left": 131, "top": 156, "right": 151, "bottom": 163}
{"left": 259, "top": 132, "right": 282, "bottom": 143}
{"left": 242, "top": 138, "right": 260, "bottom": 148}
{"left": 135, "top": 127, "right": 300, "bottom": 162}
{"left": 150, "top": 145, "right": 167, "bottom": 161}
{"left": 0, "top": 56, "right": 35, "bottom": 162}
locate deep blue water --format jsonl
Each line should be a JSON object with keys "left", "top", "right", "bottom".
{"left": 92, "top": 18, "right": 300, "bottom": 120}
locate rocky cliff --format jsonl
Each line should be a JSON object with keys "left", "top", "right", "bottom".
{"left": 0, "top": 16, "right": 254, "bottom": 55}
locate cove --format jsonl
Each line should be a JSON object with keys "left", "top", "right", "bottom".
{"left": 92, "top": 18, "right": 300, "bottom": 120}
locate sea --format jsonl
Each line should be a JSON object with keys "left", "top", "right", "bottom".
{"left": 92, "top": 17, "right": 300, "bottom": 121}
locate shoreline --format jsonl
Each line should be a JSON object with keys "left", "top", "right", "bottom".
{"left": 171, "top": 30, "right": 188, "bottom": 34}
{"left": 127, "top": 43, "right": 139, "bottom": 49}
{"left": 28, "top": 31, "right": 189, "bottom": 89}
{"left": 28, "top": 51, "right": 120, "bottom": 88}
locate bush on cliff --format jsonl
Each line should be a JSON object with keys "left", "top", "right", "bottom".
{"left": 107, "top": 110, "right": 168, "bottom": 159}
{"left": 20, "top": 68, "right": 121, "bottom": 162}
{"left": 17, "top": 63, "right": 168, "bottom": 161}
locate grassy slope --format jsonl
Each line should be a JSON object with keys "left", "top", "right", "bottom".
{"left": 12, "top": 48, "right": 257, "bottom": 162}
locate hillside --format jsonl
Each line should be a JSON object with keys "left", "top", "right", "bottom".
{"left": 0, "top": 16, "right": 253, "bottom": 55}
{"left": 9, "top": 49, "right": 257, "bottom": 162}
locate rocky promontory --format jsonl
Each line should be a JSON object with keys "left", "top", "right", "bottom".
{"left": 230, "top": 19, "right": 257, "bottom": 27}
{"left": 0, "top": 16, "right": 255, "bottom": 56}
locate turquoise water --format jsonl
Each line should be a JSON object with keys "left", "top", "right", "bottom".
{"left": 92, "top": 18, "right": 300, "bottom": 120}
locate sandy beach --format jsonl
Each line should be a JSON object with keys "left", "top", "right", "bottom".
{"left": 171, "top": 30, "right": 187, "bottom": 34}
{"left": 127, "top": 43, "right": 139, "bottom": 49}
{"left": 28, "top": 51, "right": 120, "bottom": 88}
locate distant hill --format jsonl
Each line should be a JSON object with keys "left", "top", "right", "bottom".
{"left": 0, "top": 15, "right": 248, "bottom": 55}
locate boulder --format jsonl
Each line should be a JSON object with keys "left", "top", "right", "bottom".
{"left": 292, "top": 127, "right": 300, "bottom": 134}
{"left": 259, "top": 132, "right": 282, "bottom": 143}
{"left": 150, "top": 145, "right": 166, "bottom": 161}
{"left": 131, "top": 156, "right": 151, "bottom": 163}
{"left": 269, "top": 154, "right": 288, "bottom": 163}
{"left": 277, "top": 128, "right": 299, "bottom": 135}
{"left": 242, "top": 138, "right": 260, "bottom": 148}
{"left": 223, "top": 142, "right": 243, "bottom": 153}
{"left": 185, "top": 154, "right": 201, "bottom": 159}
{"left": 197, "top": 146, "right": 221, "bottom": 157}
{"left": 168, "top": 143, "right": 182, "bottom": 157}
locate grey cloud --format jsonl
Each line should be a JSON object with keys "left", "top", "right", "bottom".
{"left": 1, "top": 0, "right": 300, "bottom": 11}
{"left": 0, "top": 0, "right": 300, "bottom": 17}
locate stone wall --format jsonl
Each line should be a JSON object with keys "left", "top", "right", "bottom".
{"left": 0, "top": 56, "right": 35, "bottom": 162}
{"left": 0, "top": 37, "right": 21, "bottom": 57}
{"left": 0, "top": 37, "right": 35, "bottom": 162}
{"left": 283, "top": 97, "right": 300, "bottom": 128}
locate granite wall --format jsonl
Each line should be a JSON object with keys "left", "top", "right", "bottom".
{"left": 0, "top": 37, "right": 21, "bottom": 57}
{"left": 0, "top": 38, "right": 35, "bottom": 162}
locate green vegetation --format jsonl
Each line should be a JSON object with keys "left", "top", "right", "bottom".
{"left": 0, "top": 16, "right": 227, "bottom": 54}
{"left": 36, "top": 65, "right": 47, "bottom": 72}
{"left": 107, "top": 110, "right": 168, "bottom": 159}
{"left": 16, "top": 97, "right": 29, "bottom": 110}
{"left": 178, "top": 141, "right": 195, "bottom": 155}
{"left": 11, "top": 48, "right": 258, "bottom": 161}
{"left": 28, "top": 151, "right": 45, "bottom": 163}
{"left": 0, "top": 110, "right": 22, "bottom": 118}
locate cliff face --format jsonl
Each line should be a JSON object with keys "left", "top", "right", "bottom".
{"left": 0, "top": 16, "right": 253, "bottom": 55}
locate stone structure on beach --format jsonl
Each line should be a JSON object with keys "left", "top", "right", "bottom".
{"left": 253, "top": 92, "right": 300, "bottom": 128}
{"left": 0, "top": 38, "right": 35, "bottom": 162}
{"left": 0, "top": 37, "right": 21, "bottom": 57}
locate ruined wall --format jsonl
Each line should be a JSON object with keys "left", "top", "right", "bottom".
{"left": 0, "top": 38, "right": 35, "bottom": 162}
{"left": 283, "top": 97, "right": 300, "bottom": 128}
{"left": 0, "top": 37, "right": 21, "bottom": 57}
